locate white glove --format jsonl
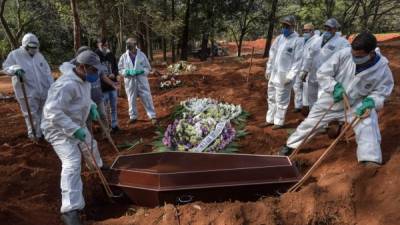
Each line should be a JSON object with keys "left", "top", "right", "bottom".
{"left": 265, "top": 72, "right": 271, "bottom": 80}
{"left": 300, "top": 71, "right": 308, "bottom": 81}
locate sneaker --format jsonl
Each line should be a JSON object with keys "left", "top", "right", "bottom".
{"left": 61, "top": 210, "right": 82, "bottom": 225}
{"left": 272, "top": 125, "right": 283, "bottom": 130}
{"left": 279, "top": 146, "right": 294, "bottom": 156}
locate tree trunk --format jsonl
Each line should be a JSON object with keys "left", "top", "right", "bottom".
{"left": 0, "top": 0, "right": 18, "bottom": 49}
{"left": 171, "top": 0, "right": 176, "bottom": 62}
{"left": 180, "top": 0, "right": 190, "bottom": 60}
{"left": 237, "top": 32, "right": 245, "bottom": 57}
{"left": 162, "top": 0, "right": 167, "bottom": 62}
{"left": 116, "top": 3, "right": 124, "bottom": 55}
{"left": 200, "top": 33, "right": 208, "bottom": 61}
{"left": 97, "top": 0, "right": 107, "bottom": 39}
{"left": 263, "top": 0, "right": 278, "bottom": 58}
{"left": 145, "top": 15, "right": 152, "bottom": 61}
{"left": 70, "top": 0, "right": 81, "bottom": 51}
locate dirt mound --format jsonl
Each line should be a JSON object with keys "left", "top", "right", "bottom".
{"left": 1, "top": 37, "right": 400, "bottom": 225}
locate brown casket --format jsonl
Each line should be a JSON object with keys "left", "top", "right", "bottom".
{"left": 108, "top": 151, "right": 300, "bottom": 207}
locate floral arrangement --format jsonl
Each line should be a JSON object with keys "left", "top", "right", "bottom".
{"left": 153, "top": 98, "right": 249, "bottom": 153}
{"left": 160, "top": 74, "right": 182, "bottom": 89}
{"left": 167, "top": 61, "right": 197, "bottom": 75}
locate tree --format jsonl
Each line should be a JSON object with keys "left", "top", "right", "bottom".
{"left": 180, "top": 0, "right": 191, "bottom": 60}
{"left": 0, "top": 0, "right": 47, "bottom": 49}
{"left": 226, "top": 0, "right": 261, "bottom": 57}
{"left": 70, "top": 0, "right": 81, "bottom": 51}
{"left": 263, "top": 0, "right": 278, "bottom": 58}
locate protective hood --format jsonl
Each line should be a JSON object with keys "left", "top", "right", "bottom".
{"left": 59, "top": 62, "right": 84, "bottom": 83}
{"left": 22, "top": 33, "right": 39, "bottom": 47}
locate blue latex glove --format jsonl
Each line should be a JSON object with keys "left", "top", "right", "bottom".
{"left": 89, "top": 104, "right": 100, "bottom": 121}
{"left": 333, "top": 83, "right": 345, "bottom": 103}
{"left": 356, "top": 97, "right": 375, "bottom": 117}
{"left": 73, "top": 128, "right": 86, "bottom": 141}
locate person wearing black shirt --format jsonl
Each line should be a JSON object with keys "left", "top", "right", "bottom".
{"left": 95, "top": 38, "right": 120, "bottom": 132}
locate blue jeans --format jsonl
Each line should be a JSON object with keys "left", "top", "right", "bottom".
{"left": 103, "top": 90, "right": 118, "bottom": 128}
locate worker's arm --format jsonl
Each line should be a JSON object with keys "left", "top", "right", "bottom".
{"left": 118, "top": 53, "right": 128, "bottom": 76}
{"left": 42, "top": 83, "right": 81, "bottom": 137}
{"left": 316, "top": 49, "right": 342, "bottom": 94}
{"left": 265, "top": 36, "right": 280, "bottom": 75}
{"left": 101, "top": 73, "right": 119, "bottom": 90}
{"left": 40, "top": 53, "right": 54, "bottom": 85}
{"left": 2, "top": 51, "right": 20, "bottom": 76}
{"left": 287, "top": 38, "right": 304, "bottom": 81}
{"left": 367, "top": 66, "right": 394, "bottom": 110}
{"left": 301, "top": 38, "right": 320, "bottom": 73}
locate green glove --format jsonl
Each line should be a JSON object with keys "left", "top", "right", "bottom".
{"left": 133, "top": 69, "right": 144, "bottom": 75}
{"left": 89, "top": 104, "right": 100, "bottom": 121}
{"left": 124, "top": 69, "right": 134, "bottom": 76}
{"left": 15, "top": 68, "right": 25, "bottom": 78}
{"left": 356, "top": 97, "right": 375, "bottom": 117}
{"left": 333, "top": 83, "right": 345, "bottom": 103}
{"left": 125, "top": 69, "right": 145, "bottom": 76}
{"left": 73, "top": 128, "right": 86, "bottom": 141}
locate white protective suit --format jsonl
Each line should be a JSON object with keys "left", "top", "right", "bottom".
{"left": 300, "top": 34, "right": 322, "bottom": 107}
{"left": 287, "top": 48, "right": 394, "bottom": 163}
{"left": 265, "top": 32, "right": 304, "bottom": 125}
{"left": 118, "top": 48, "right": 156, "bottom": 120}
{"left": 2, "top": 33, "right": 53, "bottom": 138}
{"left": 41, "top": 62, "right": 103, "bottom": 213}
{"left": 315, "top": 32, "right": 350, "bottom": 75}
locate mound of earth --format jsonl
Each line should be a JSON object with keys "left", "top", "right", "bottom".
{"left": 0, "top": 35, "right": 399, "bottom": 225}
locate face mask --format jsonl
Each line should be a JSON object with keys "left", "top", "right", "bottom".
{"left": 303, "top": 32, "right": 312, "bottom": 41}
{"left": 352, "top": 55, "right": 370, "bottom": 65}
{"left": 26, "top": 47, "right": 38, "bottom": 56}
{"left": 83, "top": 67, "right": 99, "bottom": 83}
{"left": 100, "top": 47, "right": 110, "bottom": 54}
{"left": 281, "top": 28, "right": 292, "bottom": 37}
{"left": 322, "top": 31, "right": 333, "bottom": 40}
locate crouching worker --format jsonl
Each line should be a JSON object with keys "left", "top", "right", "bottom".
{"left": 41, "top": 50, "right": 105, "bottom": 225}
{"left": 280, "top": 32, "right": 394, "bottom": 167}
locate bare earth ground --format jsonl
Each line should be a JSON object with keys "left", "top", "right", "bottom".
{"left": 0, "top": 36, "right": 399, "bottom": 225}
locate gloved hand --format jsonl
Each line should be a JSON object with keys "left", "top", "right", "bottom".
{"left": 300, "top": 71, "right": 308, "bottom": 82}
{"left": 133, "top": 69, "right": 144, "bottom": 75}
{"left": 265, "top": 72, "right": 270, "bottom": 80}
{"left": 356, "top": 97, "right": 375, "bottom": 117}
{"left": 15, "top": 68, "right": 25, "bottom": 79}
{"left": 73, "top": 128, "right": 86, "bottom": 141}
{"left": 333, "top": 83, "right": 345, "bottom": 103}
{"left": 89, "top": 104, "right": 100, "bottom": 121}
{"left": 125, "top": 69, "right": 145, "bottom": 76}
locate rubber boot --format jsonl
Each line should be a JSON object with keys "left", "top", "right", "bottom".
{"left": 61, "top": 210, "right": 83, "bottom": 225}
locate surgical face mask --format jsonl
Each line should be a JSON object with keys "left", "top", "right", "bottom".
{"left": 322, "top": 31, "right": 333, "bottom": 40}
{"left": 303, "top": 32, "right": 312, "bottom": 41}
{"left": 352, "top": 55, "right": 370, "bottom": 65}
{"left": 281, "top": 28, "right": 292, "bottom": 37}
{"left": 83, "top": 67, "right": 99, "bottom": 83}
{"left": 100, "top": 47, "right": 110, "bottom": 54}
{"left": 26, "top": 47, "right": 38, "bottom": 56}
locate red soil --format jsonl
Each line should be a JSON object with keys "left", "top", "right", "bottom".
{"left": 1, "top": 35, "right": 400, "bottom": 225}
